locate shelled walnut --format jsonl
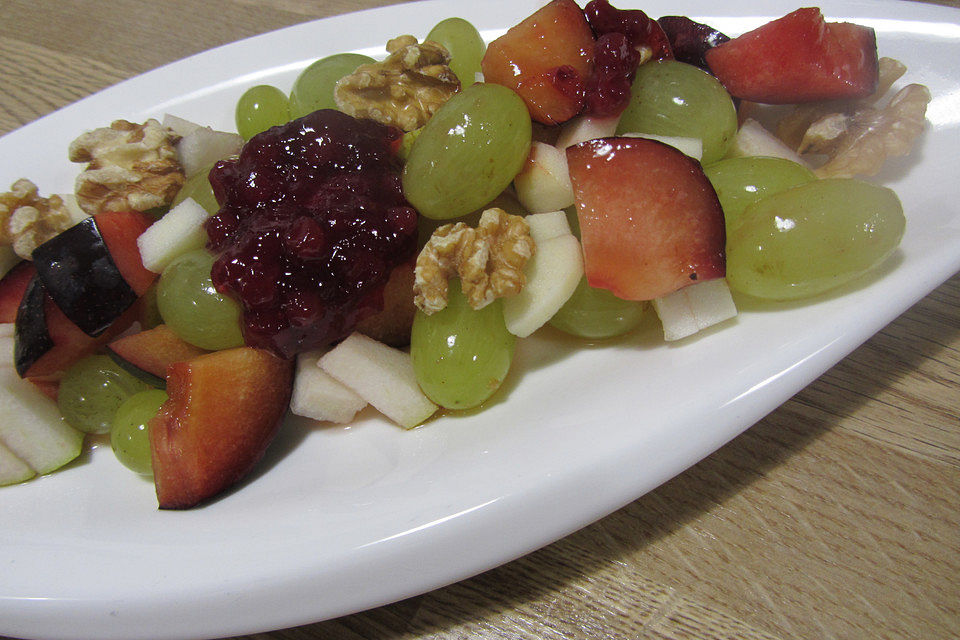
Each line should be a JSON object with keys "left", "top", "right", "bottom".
{"left": 334, "top": 35, "right": 460, "bottom": 132}
{"left": 414, "top": 208, "right": 535, "bottom": 314}
{"left": 0, "top": 179, "right": 85, "bottom": 259}
{"left": 69, "top": 119, "right": 184, "bottom": 214}
{"left": 776, "top": 58, "right": 932, "bottom": 178}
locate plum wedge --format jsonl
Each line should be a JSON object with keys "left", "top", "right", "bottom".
{"left": 149, "top": 346, "right": 293, "bottom": 509}
{"left": 567, "top": 136, "right": 725, "bottom": 301}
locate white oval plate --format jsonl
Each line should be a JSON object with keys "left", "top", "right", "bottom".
{"left": 2, "top": 1, "right": 958, "bottom": 639}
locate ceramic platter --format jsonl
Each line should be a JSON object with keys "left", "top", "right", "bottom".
{"left": 1, "top": 1, "right": 959, "bottom": 638}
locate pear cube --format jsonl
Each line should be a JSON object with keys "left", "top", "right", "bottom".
{"left": 290, "top": 349, "right": 367, "bottom": 424}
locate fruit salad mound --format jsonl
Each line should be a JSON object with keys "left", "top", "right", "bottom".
{"left": 0, "top": 0, "right": 931, "bottom": 509}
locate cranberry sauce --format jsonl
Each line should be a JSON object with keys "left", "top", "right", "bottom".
{"left": 205, "top": 109, "right": 417, "bottom": 359}
{"left": 583, "top": 0, "right": 674, "bottom": 116}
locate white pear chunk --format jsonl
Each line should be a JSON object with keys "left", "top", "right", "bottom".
{"left": 162, "top": 113, "right": 203, "bottom": 138}
{"left": 727, "top": 118, "right": 808, "bottom": 165}
{"left": 524, "top": 210, "right": 572, "bottom": 243}
{"left": 652, "top": 278, "right": 738, "bottom": 341}
{"left": 177, "top": 126, "right": 243, "bottom": 177}
{"left": 503, "top": 212, "right": 584, "bottom": 338}
{"left": 622, "top": 132, "right": 703, "bottom": 161}
{"left": 137, "top": 197, "right": 209, "bottom": 273}
{"left": 556, "top": 114, "right": 621, "bottom": 148}
{"left": 290, "top": 349, "right": 367, "bottom": 424}
{"left": 0, "top": 367, "right": 84, "bottom": 475}
{"left": 0, "top": 440, "right": 35, "bottom": 486}
{"left": 319, "top": 333, "right": 437, "bottom": 429}
{"left": 513, "top": 142, "right": 575, "bottom": 214}
{"left": 0, "top": 322, "right": 14, "bottom": 339}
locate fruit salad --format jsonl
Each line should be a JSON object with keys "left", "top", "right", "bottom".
{"left": 0, "top": 0, "right": 930, "bottom": 508}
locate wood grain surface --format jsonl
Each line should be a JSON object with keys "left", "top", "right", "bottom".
{"left": 1, "top": 1, "right": 958, "bottom": 639}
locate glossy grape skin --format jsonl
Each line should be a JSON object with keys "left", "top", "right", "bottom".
{"left": 411, "top": 279, "right": 515, "bottom": 410}
{"left": 157, "top": 249, "right": 245, "bottom": 350}
{"left": 617, "top": 60, "right": 737, "bottom": 164}
{"left": 426, "top": 17, "right": 486, "bottom": 86}
{"left": 57, "top": 355, "right": 152, "bottom": 434}
{"left": 727, "top": 179, "right": 905, "bottom": 300}
{"left": 171, "top": 163, "right": 219, "bottom": 215}
{"left": 402, "top": 83, "right": 531, "bottom": 220}
{"left": 549, "top": 276, "right": 646, "bottom": 339}
{"left": 236, "top": 84, "right": 290, "bottom": 140}
{"left": 288, "top": 53, "right": 375, "bottom": 118}
{"left": 111, "top": 389, "right": 168, "bottom": 475}
{"left": 704, "top": 156, "right": 815, "bottom": 229}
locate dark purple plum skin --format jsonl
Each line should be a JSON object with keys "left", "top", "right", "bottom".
{"left": 658, "top": 16, "right": 730, "bottom": 72}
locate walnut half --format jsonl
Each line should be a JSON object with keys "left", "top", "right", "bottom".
{"left": 0, "top": 179, "right": 86, "bottom": 259}
{"left": 69, "top": 119, "right": 184, "bottom": 215}
{"left": 334, "top": 35, "right": 460, "bottom": 132}
{"left": 414, "top": 208, "right": 535, "bottom": 314}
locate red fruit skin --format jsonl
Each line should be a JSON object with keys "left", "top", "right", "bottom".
{"left": 107, "top": 324, "right": 209, "bottom": 385}
{"left": 94, "top": 210, "right": 157, "bottom": 296}
{"left": 567, "top": 137, "right": 725, "bottom": 301}
{"left": 0, "top": 261, "right": 35, "bottom": 324}
{"left": 149, "top": 347, "right": 293, "bottom": 510}
{"left": 705, "top": 8, "right": 878, "bottom": 104}
{"left": 481, "top": 0, "right": 595, "bottom": 124}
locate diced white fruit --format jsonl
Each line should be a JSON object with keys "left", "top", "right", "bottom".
{"left": 0, "top": 322, "right": 14, "bottom": 339}
{"left": 0, "top": 367, "right": 84, "bottom": 475}
{"left": 290, "top": 350, "right": 367, "bottom": 424}
{"left": 503, "top": 233, "right": 584, "bottom": 338}
{"left": 0, "top": 440, "right": 35, "bottom": 486}
{"left": 513, "top": 142, "right": 575, "bottom": 214}
{"left": 0, "top": 246, "right": 19, "bottom": 280}
{"left": 524, "top": 210, "right": 571, "bottom": 243}
{"left": 622, "top": 132, "right": 703, "bottom": 161}
{"left": 652, "top": 278, "right": 738, "bottom": 341}
{"left": 556, "top": 114, "right": 621, "bottom": 148}
{"left": 319, "top": 333, "right": 437, "bottom": 429}
{"left": 137, "top": 197, "right": 209, "bottom": 273}
{"left": 162, "top": 113, "right": 203, "bottom": 138}
{"left": 727, "top": 118, "right": 808, "bottom": 165}
{"left": 177, "top": 126, "right": 243, "bottom": 177}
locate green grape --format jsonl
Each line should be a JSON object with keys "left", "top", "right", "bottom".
{"left": 236, "top": 84, "right": 290, "bottom": 140}
{"left": 402, "top": 83, "right": 531, "bottom": 220}
{"left": 426, "top": 17, "right": 486, "bottom": 86}
{"left": 704, "top": 156, "right": 815, "bottom": 230}
{"left": 727, "top": 179, "right": 905, "bottom": 300}
{"left": 138, "top": 283, "right": 163, "bottom": 330}
{"left": 288, "top": 53, "right": 375, "bottom": 118}
{"left": 549, "top": 276, "right": 646, "bottom": 339}
{"left": 111, "top": 389, "right": 167, "bottom": 475}
{"left": 617, "top": 60, "right": 737, "bottom": 164}
{"left": 411, "top": 279, "right": 515, "bottom": 410}
{"left": 58, "top": 355, "right": 152, "bottom": 434}
{"left": 171, "top": 162, "right": 220, "bottom": 215}
{"left": 157, "top": 249, "right": 245, "bottom": 350}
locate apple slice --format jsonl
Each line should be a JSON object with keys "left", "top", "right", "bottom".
{"left": 0, "top": 440, "right": 35, "bottom": 486}
{"left": 0, "top": 366, "right": 84, "bottom": 478}
{"left": 567, "top": 136, "right": 725, "bottom": 301}
{"left": 621, "top": 132, "right": 703, "bottom": 161}
{"left": 481, "top": 0, "right": 595, "bottom": 125}
{"left": 318, "top": 332, "right": 437, "bottom": 429}
{"left": 503, "top": 211, "right": 584, "bottom": 338}
{"left": 149, "top": 346, "right": 293, "bottom": 509}
{"left": 137, "top": 197, "right": 209, "bottom": 273}
{"left": 652, "top": 278, "right": 737, "bottom": 341}
{"left": 513, "top": 142, "right": 575, "bottom": 214}
{"left": 290, "top": 349, "right": 367, "bottom": 424}
{"left": 556, "top": 114, "right": 621, "bottom": 149}
{"left": 726, "top": 118, "right": 808, "bottom": 165}
{"left": 705, "top": 8, "right": 878, "bottom": 104}
{"left": 176, "top": 126, "right": 244, "bottom": 177}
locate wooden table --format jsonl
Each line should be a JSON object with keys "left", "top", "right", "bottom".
{"left": 2, "top": 1, "right": 958, "bottom": 638}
